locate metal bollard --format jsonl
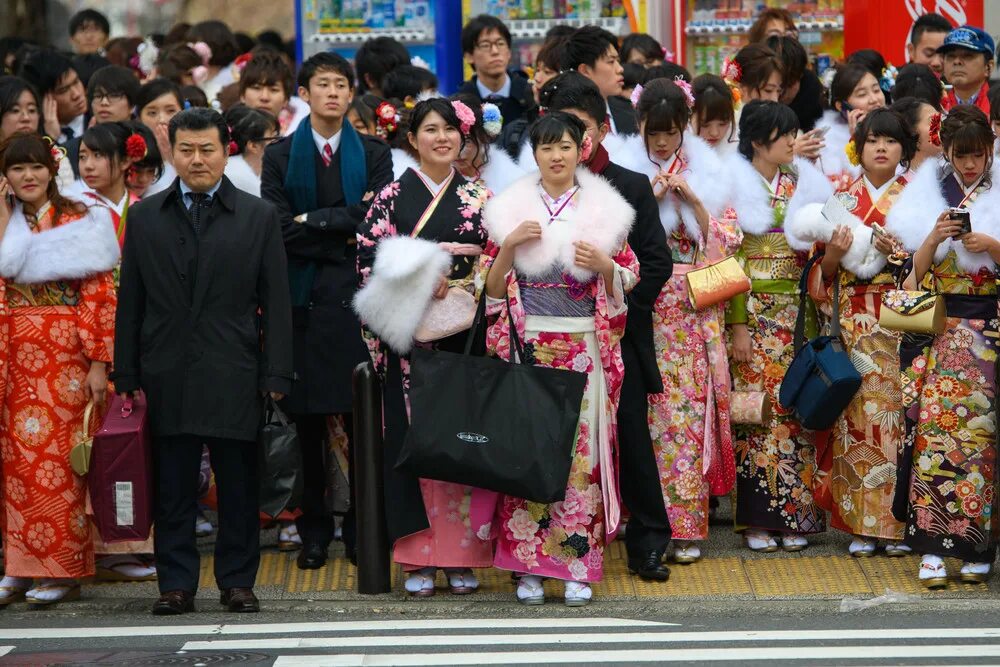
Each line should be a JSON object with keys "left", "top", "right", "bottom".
{"left": 352, "top": 361, "right": 391, "bottom": 594}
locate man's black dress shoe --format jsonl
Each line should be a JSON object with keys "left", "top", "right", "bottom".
{"left": 628, "top": 551, "right": 671, "bottom": 581}
{"left": 297, "top": 542, "right": 328, "bottom": 570}
{"left": 220, "top": 587, "right": 260, "bottom": 613}
{"left": 152, "top": 590, "right": 195, "bottom": 615}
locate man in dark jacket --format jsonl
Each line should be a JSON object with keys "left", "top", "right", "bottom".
{"left": 541, "top": 73, "right": 673, "bottom": 581}
{"left": 113, "top": 107, "right": 293, "bottom": 616}
{"left": 457, "top": 14, "right": 535, "bottom": 132}
{"left": 561, "top": 26, "right": 638, "bottom": 136}
{"left": 261, "top": 52, "right": 393, "bottom": 571}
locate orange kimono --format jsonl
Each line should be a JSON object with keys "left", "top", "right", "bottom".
{"left": 0, "top": 201, "right": 119, "bottom": 578}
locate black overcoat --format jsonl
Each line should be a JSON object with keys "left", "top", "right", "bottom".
{"left": 112, "top": 177, "right": 294, "bottom": 441}
{"left": 260, "top": 131, "right": 393, "bottom": 415}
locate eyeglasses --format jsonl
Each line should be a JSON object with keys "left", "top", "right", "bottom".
{"left": 261, "top": 135, "right": 282, "bottom": 145}
{"left": 92, "top": 91, "right": 127, "bottom": 104}
{"left": 475, "top": 39, "right": 509, "bottom": 53}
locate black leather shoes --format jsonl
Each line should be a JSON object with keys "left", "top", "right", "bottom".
{"left": 628, "top": 551, "right": 671, "bottom": 582}
{"left": 296, "top": 542, "right": 328, "bottom": 570}
{"left": 220, "top": 587, "right": 260, "bottom": 613}
{"left": 152, "top": 590, "right": 195, "bottom": 615}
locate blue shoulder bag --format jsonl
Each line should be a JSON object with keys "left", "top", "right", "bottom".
{"left": 778, "top": 254, "right": 862, "bottom": 431}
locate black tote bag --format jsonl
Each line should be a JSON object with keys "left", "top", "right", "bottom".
{"left": 258, "top": 397, "right": 303, "bottom": 518}
{"left": 396, "top": 296, "right": 587, "bottom": 504}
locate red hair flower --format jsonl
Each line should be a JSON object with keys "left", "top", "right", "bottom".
{"left": 928, "top": 112, "right": 942, "bottom": 147}
{"left": 375, "top": 101, "right": 400, "bottom": 137}
{"left": 125, "top": 134, "right": 148, "bottom": 161}
{"left": 722, "top": 57, "right": 742, "bottom": 84}
{"left": 579, "top": 134, "right": 593, "bottom": 163}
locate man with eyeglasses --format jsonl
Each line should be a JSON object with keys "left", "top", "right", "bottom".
{"left": 457, "top": 15, "right": 535, "bottom": 132}
{"left": 65, "top": 65, "right": 141, "bottom": 179}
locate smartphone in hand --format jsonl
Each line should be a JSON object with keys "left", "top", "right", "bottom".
{"left": 949, "top": 207, "right": 972, "bottom": 236}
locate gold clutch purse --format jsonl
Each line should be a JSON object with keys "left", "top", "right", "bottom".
{"left": 70, "top": 401, "right": 96, "bottom": 476}
{"left": 879, "top": 290, "right": 945, "bottom": 334}
{"left": 730, "top": 391, "right": 772, "bottom": 425}
{"left": 686, "top": 255, "right": 751, "bottom": 310}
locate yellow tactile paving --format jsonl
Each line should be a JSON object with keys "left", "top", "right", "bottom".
{"left": 745, "top": 555, "right": 873, "bottom": 597}
{"left": 637, "top": 557, "right": 752, "bottom": 597}
{"left": 256, "top": 552, "right": 292, "bottom": 586}
{"left": 859, "top": 555, "right": 993, "bottom": 595}
{"left": 286, "top": 554, "right": 356, "bottom": 592}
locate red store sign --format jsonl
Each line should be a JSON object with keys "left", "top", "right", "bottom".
{"left": 844, "top": 0, "right": 984, "bottom": 65}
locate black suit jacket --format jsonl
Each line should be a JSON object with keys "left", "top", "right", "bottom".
{"left": 457, "top": 71, "right": 536, "bottom": 131}
{"left": 260, "top": 129, "right": 393, "bottom": 414}
{"left": 598, "top": 159, "right": 672, "bottom": 393}
{"left": 112, "top": 177, "right": 294, "bottom": 441}
{"left": 608, "top": 95, "right": 639, "bottom": 136}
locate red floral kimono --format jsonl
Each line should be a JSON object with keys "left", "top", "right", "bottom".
{"left": 0, "top": 201, "right": 119, "bottom": 578}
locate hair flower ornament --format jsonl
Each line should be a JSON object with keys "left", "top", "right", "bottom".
{"left": 674, "top": 76, "right": 695, "bottom": 109}
{"left": 188, "top": 41, "right": 212, "bottom": 66}
{"left": 880, "top": 63, "right": 898, "bottom": 94}
{"left": 232, "top": 52, "right": 253, "bottom": 81}
{"left": 721, "top": 57, "right": 742, "bottom": 83}
{"left": 928, "top": 112, "right": 942, "bottom": 147}
{"left": 129, "top": 37, "right": 159, "bottom": 78}
{"left": 579, "top": 134, "right": 593, "bottom": 163}
{"left": 629, "top": 83, "right": 644, "bottom": 108}
{"left": 451, "top": 100, "right": 476, "bottom": 136}
{"left": 375, "top": 101, "right": 400, "bottom": 137}
{"left": 43, "top": 136, "right": 65, "bottom": 168}
{"left": 662, "top": 48, "right": 676, "bottom": 63}
{"left": 482, "top": 102, "right": 503, "bottom": 138}
{"left": 125, "top": 134, "right": 148, "bottom": 161}
{"left": 845, "top": 138, "right": 860, "bottom": 167}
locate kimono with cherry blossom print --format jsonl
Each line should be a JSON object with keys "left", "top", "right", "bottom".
{"left": 471, "top": 168, "right": 638, "bottom": 583}
{"left": 355, "top": 167, "right": 495, "bottom": 566}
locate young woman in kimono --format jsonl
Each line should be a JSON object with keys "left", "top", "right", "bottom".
{"left": 691, "top": 74, "right": 737, "bottom": 159}
{"left": 616, "top": 78, "right": 739, "bottom": 564}
{"left": 724, "top": 100, "right": 833, "bottom": 552}
{"left": 355, "top": 98, "right": 493, "bottom": 598}
{"left": 817, "top": 65, "right": 886, "bottom": 190}
{"left": 787, "top": 108, "right": 914, "bottom": 557}
{"left": 479, "top": 112, "right": 638, "bottom": 606}
{"left": 451, "top": 96, "right": 527, "bottom": 195}
{"left": 884, "top": 105, "right": 1000, "bottom": 587}
{"left": 891, "top": 97, "right": 943, "bottom": 176}
{"left": 0, "top": 133, "right": 119, "bottom": 606}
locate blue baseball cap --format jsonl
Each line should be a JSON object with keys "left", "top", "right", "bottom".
{"left": 937, "top": 25, "right": 996, "bottom": 59}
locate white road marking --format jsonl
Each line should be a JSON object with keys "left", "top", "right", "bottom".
{"left": 182, "top": 627, "right": 1000, "bottom": 651}
{"left": 0, "top": 617, "right": 671, "bottom": 640}
{"left": 0, "top": 646, "right": 13, "bottom": 657}
{"left": 270, "top": 645, "right": 1000, "bottom": 666}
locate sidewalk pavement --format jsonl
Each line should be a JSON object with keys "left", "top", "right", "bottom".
{"left": 79, "top": 500, "right": 1000, "bottom": 607}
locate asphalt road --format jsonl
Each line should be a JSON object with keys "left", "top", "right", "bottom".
{"left": 2, "top": 600, "right": 1000, "bottom": 665}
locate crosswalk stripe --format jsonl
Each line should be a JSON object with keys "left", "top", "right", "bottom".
{"left": 182, "top": 626, "right": 1000, "bottom": 651}
{"left": 270, "top": 645, "right": 1000, "bottom": 666}
{"left": 0, "top": 617, "right": 670, "bottom": 641}
{"left": 0, "top": 647, "right": 13, "bottom": 657}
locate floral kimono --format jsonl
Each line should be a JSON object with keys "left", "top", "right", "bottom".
{"left": 724, "top": 154, "right": 834, "bottom": 535}
{"left": 474, "top": 168, "right": 638, "bottom": 583}
{"left": 885, "top": 162, "right": 1000, "bottom": 561}
{"left": 617, "top": 134, "right": 741, "bottom": 540}
{"left": 0, "top": 201, "right": 119, "bottom": 579}
{"left": 788, "top": 174, "right": 909, "bottom": 540}
{"left": 355, "top": 167, "right": 494, "bottom": 569}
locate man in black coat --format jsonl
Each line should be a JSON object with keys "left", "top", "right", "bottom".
{"left": 261, "top": 52, "right": 393, "bottom": 571}
{"left": 457, "top": 15, "right": 535, "bottom": 132}
{"left": 562, "top": 26, "right": 638, "bottom": 136}
{"left": 113, "top": 107, "right": 293, "bottom": 616}
{"left": 542, "top": 73, "right": 673, "bottom": 581}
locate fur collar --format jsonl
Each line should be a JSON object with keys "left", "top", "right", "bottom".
{"left": 224, "top": 155, "right": 261, "bottom": 197}
{"left": 391, "top": 148, "right": 419, "bottom": 182}
{"left": 724, "top": 154, "right": 832, "bottom": 242}
{"left": 352, "top": 235, "right": 451, "bottom": 354}
{"left": 816, "top": 110, "right": 861, "bottom": 180}
{"left": 0, "top": 202, "right": 120, "bottom": 283}
{"left": 884, "top": 160, "right": 999, "bottom": 272}
{"left": 615, "top": 133, "right": 729, "bottom": 240}
{"left": 479, "top": 146, "right": 529, "bottom": 194}
{"left": 483, "top": 168, "right": 635, "bottom": 280}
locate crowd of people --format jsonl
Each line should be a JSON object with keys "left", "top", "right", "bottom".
{"left": 0, "top": 5, "right": 996, "bottom": 614}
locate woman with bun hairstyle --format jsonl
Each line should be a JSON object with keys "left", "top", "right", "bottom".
{"left": 885, "top": 104, "right": 1000, "bottom": 587}
{"left": 477, "top": 111, "right": 639, "bottom": 606}
{"left": 224, "top": 104, "right": 279, "bottom": 197}
{"left": 0, "top": 132, "right": 119, "bottom": 606}
{"left": 616, "top": 77, "right": 739, "bottom": 564}
{"left": 787, "top": 108, "right": 915, "bottom": 558}
{"left": 75, "top": 121, "right": 147, "bottom": 248}
{"left": 724, "top": 100, "right": 833, "bottom": 553}
{"left": 450, "top": 94, "right": 525, "bottom": 195}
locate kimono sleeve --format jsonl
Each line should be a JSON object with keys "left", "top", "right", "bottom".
{"left": 356, "top": 181, "right": 400, "bottom": 289}
{"left": 725, "top": 246, "right": 749, "bottom": 325}
{"left": 77, "top": 270, "right": 117, "bottom": 364}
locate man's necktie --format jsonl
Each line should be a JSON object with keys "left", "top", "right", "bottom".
{"left": 322, "top": 142, "right": 334, "bottom": 167}
{"left": 61, "top": 126, "right": 75, "bottom": 141}
{"left": 188, "top": 192, "right": 210, "bottom": 236}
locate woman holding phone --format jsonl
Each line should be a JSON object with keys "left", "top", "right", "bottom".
{"left": 885, "top": 105, "right": 1000, "bottom": 587}
{"left": 817, "top": 64, "right": 886, "bottom": 190}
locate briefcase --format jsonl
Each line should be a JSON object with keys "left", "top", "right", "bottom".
{"left": 89, "top": 393, "right": 154, "bottom": 543}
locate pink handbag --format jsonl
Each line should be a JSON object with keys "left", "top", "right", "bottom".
{"left": 89, "top": 393, "right": 154, "bottom": 543}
